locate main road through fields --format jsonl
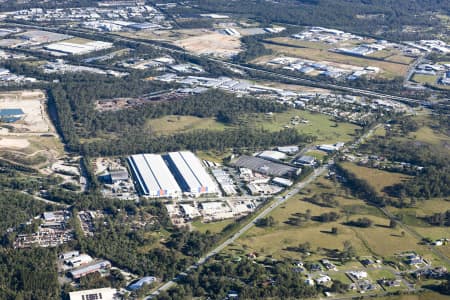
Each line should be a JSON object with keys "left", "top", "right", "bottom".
{"left": 152, "top": 125, "right": 382, "bottom": 296}
{"left": 152, "top": 163, "right": 330, "bottom": 295}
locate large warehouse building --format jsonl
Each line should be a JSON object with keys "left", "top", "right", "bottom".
{"left": 166, "top": 151, "right": 218, "bottom": 197}
{"left": 128, "top": 154, "right": 181, "bottom": 198}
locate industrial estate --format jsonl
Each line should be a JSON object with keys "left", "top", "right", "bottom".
{"left": 0, "top": 0, "right": 449, "bottom": 300}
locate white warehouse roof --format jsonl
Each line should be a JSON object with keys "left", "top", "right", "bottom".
{"left": 128, "top": 154, "right": 181, "bottom": 198}
{"left": 69, "top": 287, "right": 118, "bottom": 300}
{"left": 257, "top": 150, "right": 287, "bottom": 161}
{"left": 166, "top": 151, "right": 217, "bottom": 196}
{"left": 45, "top": 41, "right": 113, "bottom": 55}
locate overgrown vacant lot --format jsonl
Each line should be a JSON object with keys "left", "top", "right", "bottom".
{"left": 146, "top": 115, "right": 229, "bottom": 135}
{"left": 241, "top": 109, "right": 360, "bottom": 144}
{"left": 397, "top": 112, "right": 450, "bottom": 146}
{"left": 389, "top": 198, "right": 450, "bottom": 258}
{"left": 146, "top": 109, "right": 360, "bottom": 144}
{"left": 339, "top": 162, "right": 450, "bottom": 260}
{"left": 227, "top": 176, "right": 438, "bottom": 262}
{"left": 340, "top": 162, "right": 412, "bottom": 196}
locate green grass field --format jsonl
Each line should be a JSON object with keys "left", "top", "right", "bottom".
{"left": 340, "top": 162, "right": 412, "bottom": 196}
{"left": 145, "top": 110, "right": 360, "bottom": 145}
{"left": 242, "top": 109, "right": 360, "bottom": 144}
{"left": 412, "top": 74, "right": 439, "bottom": 85}
{"left": 406, "top": 126, "right": 449, "bottom": 146}
{"left": 412, "top": 74, "right": 450, "bottom": 90}
{"left": 146, "top": 115, "right": 229, "bottom": 135}
{"left": 192, "top": 219, "right": 234, "bottom": 234}
{"left": 196, "top": 150, "right": 232, "bottom": 163}
{"left": 303, "top": 149, "right": 329, "bottom": 162}
{"left": 339, "top": 161, "right": 450, "bottom": 264}
{"left": 227, "top": 175, "right": 433, "bottom": 261}
{"left": 387, "top": 112, "right": 450, "bottom": 146}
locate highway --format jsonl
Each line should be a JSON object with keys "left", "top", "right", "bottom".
{"left": 5, "top": 22, "right": 446, "bottom": 109}
{"left": 108, "top": 33, "right": 438, "bottom": 108}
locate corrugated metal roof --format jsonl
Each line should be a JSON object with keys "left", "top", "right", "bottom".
{"left": 128, "top": 154, "right": 181, "bottom": 197}
{"left": 167, "top": 151, "right": 217, "bottom": 194}
{"left": 168, "top": 152, "right": 201, "bottom": 193}
{"left": 129, "top": 154, "right": 159, "bottom": 195}
{"left": 143, "top": 154, "right": 180, "bottom": 195}
{"left": 179, "top": 151, "right": 216, "bottom": 192}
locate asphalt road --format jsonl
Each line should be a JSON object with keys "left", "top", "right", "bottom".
{"left": 153, "top": 164, "right": 330, "bottom": 295}
{"left": 152, "top": 124, "right": 383, "bottom": 295}
{"left": 5, "top": 22, "right": 445, "bottom": 109}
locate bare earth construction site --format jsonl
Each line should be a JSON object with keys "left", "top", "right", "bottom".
{"left": 0, "top": 90, "right": 63, "bottom": 168}
{"left": 0, "top": 90, "right": 54, "bottom": 135}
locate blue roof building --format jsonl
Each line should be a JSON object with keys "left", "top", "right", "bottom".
{"left": 128, "top": 276, "right": 157, "bottom": 291}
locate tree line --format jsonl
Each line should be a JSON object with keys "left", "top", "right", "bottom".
{"left": 47, "top": 74, "right": 313, "bottom": 156}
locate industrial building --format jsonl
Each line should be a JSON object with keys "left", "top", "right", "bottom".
{"left": 60, "top": 250, "right": 80, "bottom": 260}
{"left": 166, "top": 151, "right": 218, "bottom": 197}
{"left": 44, "top": 40, "right": 113, "bottom": 55}
{"left": 294, "top": 155, "right": 316, "bottom": 166}
{"left": 108, "top": 168, "right": 129, "bottom": 183}
{"left": 272, "top": 177, "right": 294, "bottom": 187}
{"left": 277, "top": 145, "right": 299, "bottom": 154}
{"left": 69, "top": 287, "right": 118, "bottom": 300}
{"left": 257, "top": 150, "right": 287, "bottom": 162}
{"left": 128, "top": 154, "right": 181, "bottom": 198}
{"left": 64, "top": 254, "right": 93, "bottom": 268}
{"left": 128, "top": 276, "right": 158, "bottom": 291}
{"left": 69, "top": 260, "right": 111, "bottom": 279}
{"left": 232, "top": 155, "right": 300, "bottom": 178}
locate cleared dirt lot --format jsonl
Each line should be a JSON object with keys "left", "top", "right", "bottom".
{"left": 0, "top": 138, "right": 30, "bottom": 149}
{"left": 174, "top": 32, "right": 241, "bottom": 58}
{"left": 0, "top": 90, "right": 63, "bottom": 169}
{"left": 0, "top": 90, "right": 54, "bottom": 134}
